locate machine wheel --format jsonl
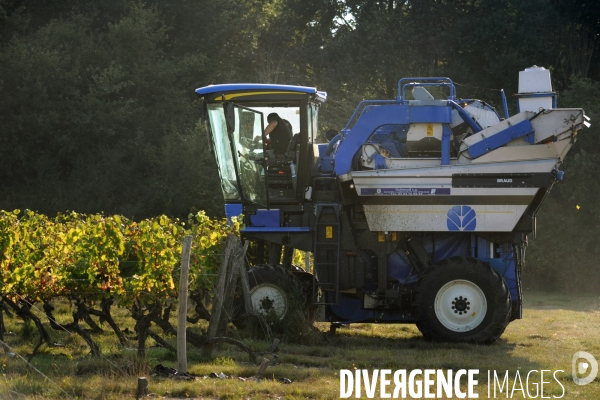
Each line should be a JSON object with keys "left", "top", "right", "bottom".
{"left": 245, "top": 267, "right": 307, "bottom": 331}
{"left": 413, "top": 256, "right": 511, "bottom": 344}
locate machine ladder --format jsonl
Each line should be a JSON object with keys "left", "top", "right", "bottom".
{"left": 313, "top": 203, "right": 341, "bottom": 305}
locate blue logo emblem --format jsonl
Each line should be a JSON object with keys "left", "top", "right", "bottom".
{"left": 447, "top": 206, "right": 476, "bottom": 231}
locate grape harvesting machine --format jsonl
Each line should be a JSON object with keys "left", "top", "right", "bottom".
{"left": 196, "top": 67, "right": 588, "bottom": 343}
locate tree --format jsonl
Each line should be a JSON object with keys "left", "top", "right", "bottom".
{"left": 0, "top": 4, "right": 222, "bottom": 218}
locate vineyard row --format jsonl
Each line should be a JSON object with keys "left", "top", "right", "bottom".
{"left": 0, "top": 210, "right": 240, "bottom": 358}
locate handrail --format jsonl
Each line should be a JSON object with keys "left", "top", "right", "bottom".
{"left": 344, "top": 100, "right": 396, "bottom": 130}
{"left": 397, "top": 77, "right": 456, "bottom": 103}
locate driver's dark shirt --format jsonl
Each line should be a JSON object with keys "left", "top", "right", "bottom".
{"left": 269, "top": 117, "right": 292, "bottom": 154}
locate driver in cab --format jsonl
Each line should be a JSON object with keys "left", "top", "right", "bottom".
{"left": 263, "top": 113, "right": 292, "bottom": 155}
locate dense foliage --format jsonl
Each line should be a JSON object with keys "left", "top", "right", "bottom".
{"left": 0, "top": 0, "right": 598, "bottom": 290}
{"left": 0, "top": 210, "right": 237, "bottom": 304}
{"left": 0, "top": 209, "right": 239, "bottom": 356}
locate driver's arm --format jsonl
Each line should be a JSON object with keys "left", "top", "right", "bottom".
{"left": 263, "top": 120, "right": 278, "bottom": 138}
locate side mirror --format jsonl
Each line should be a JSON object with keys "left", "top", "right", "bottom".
{"left": 224, "top": 101, "right": 236, "bottom": 134}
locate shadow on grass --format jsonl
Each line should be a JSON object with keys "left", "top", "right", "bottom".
{"left": 257, "top": 322, "right": 544, "bottom": 384}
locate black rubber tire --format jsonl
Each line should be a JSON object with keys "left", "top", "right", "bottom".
{"left": 413, "top": 256, "right": 511, "bottom": 344}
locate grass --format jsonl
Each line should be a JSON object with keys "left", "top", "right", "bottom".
{"left": 0, "top": 291, "right": 598, "bottom": 399}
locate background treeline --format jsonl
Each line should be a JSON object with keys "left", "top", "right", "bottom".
{"left": 0, "top": 0, "right": 598, "bottom": 291}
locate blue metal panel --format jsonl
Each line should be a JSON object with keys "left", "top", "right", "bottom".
{"left": 467, "top": 119, "right": 534, "bottom": 158}
{"left": 317, "top": 142, "right": 335, "bottom": 173}
{"left": 319, "top": 157, "right": 335, "bottom": 173}
{"left": 324, "top": 135, "right": 340, "bottom": 156}
{"left": 344, "top": 100, "right": 398, "bottom": 130}
{"left": 195, "top": 83, "right": 327, "bottom": 100}
{"left": 373, "top": 154, "right": 386, "bottom": 170}
{"left": 335, "top": 104, "right": 409, "bottom": 176}
{"left": 224, "top": 203, "right": 243, "bottom": 225}
{"left": 441, "top": 125, "right": 452, "bottom": 165}
{"left": 388, "top": 250, "right": 420, "bottom": 287}
{"left": 324, "top": 233, "right": 519, "bottom": 324}
{"left": 387, "top": 233, "right": 470, "bottom": 288}
{"left": 480, "top": 256, "right": 518, "bottom": 302}
{"left": 242, "top": 227, "right": 310, "bottom": 233}
{"left": 316, "top": 143, "right": 328, "bottom": 155}
{"left": 496, "top": 244, "right": 519, "bottom": 301}
{"left": 249, "top": 209, "right": 280, "bottom": 227}
{"left": 477, "top": 236, "right": 491, "bottom": 258}
{"left": 328, "top": 294, "right": 415, "bottom": 322}
{"left": 477, "top": 237, "right": 518, "bottom": 303}
{"left": 523, "top": 132, "right": 535, "bottom": 144}
{"left": 409, "top": 105, "right": 453, "bottom": 123}
{"left": 449, "top": 101, "right": 482, "bottom": 133}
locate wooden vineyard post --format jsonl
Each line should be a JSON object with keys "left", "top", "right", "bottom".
{"left": 256, "top": 358, "right": 270, "bottom": 378}
{"left": 204, "top": 234, "right": 237, "bottom": 357}
{"left": 177, "top": 235, "right": 193, "bottom": 374}
{"left": 136, "top": 377, "right": 148, "bottom": 399}
{"left": 237, "top": 240, "right": 253, "bottom": 314}
{"left": 215, "top": 240, "right": 249, "bottom": 336}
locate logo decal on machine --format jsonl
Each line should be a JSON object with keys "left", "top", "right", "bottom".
{"left": 361, "top": 188, "right": 450, "bottom": 196}
{"left": 447, "top": 205, "right": 477, "bottom": 231}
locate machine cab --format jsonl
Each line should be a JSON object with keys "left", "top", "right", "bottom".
{"left": 196, "top": 84, "right": 326, "bottom": 215}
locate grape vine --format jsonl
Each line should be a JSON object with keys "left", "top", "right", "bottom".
{"left": 0, "top": 209, "right": 240, "bottom": 357}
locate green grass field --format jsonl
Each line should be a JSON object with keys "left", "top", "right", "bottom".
{"left": 1, "top": 292, "right": 598, "bottom": 399}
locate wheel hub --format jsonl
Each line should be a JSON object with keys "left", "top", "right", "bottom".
{"left": 452, "top": 296, "right": 470, "bottom": 314}
{"left": 260, "top": 297, "right": 275, "bottom": 311}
